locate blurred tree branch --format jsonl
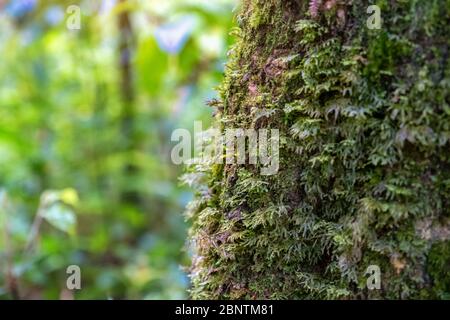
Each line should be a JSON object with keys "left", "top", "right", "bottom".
{"left": 118, "top": 0, "right": 141, "bottom": 206}
{"left": 1, "top": 191, "right": 20, "bottom": 299}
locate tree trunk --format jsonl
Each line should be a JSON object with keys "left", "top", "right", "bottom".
{"left": 118, "top": 1, "right": 141, "bottom": 205}
{"left": 186, "top": 0, "right": 450, "bottom": 299}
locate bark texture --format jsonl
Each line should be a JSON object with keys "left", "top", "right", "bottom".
{"left": 185, "top": 0, "right": 450, "bottom": 299}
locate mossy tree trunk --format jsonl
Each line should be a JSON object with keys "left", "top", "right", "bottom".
{"left": 186, "top": 0, "right": 450, "bottom": 299}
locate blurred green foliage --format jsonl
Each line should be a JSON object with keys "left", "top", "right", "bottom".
{"left": 0, "top": 0, "right": 236, "bottom": 299}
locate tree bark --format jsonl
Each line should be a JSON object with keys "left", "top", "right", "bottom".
{"left": 118, "top": 0, "right": 141, "bottom": 205}
{"left": 186, "top": 0, "right": 450, "bottom": 299}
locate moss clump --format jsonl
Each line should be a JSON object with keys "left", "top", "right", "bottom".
{"left": 428, "top": 241, "right": 450, "bottom": 299}
{"left": 184, "top": 0, "right": 450, "bottom": 299}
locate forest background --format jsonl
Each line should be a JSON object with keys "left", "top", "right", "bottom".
{"left": 0, "top": 0, "right": 237, "bottom": 299}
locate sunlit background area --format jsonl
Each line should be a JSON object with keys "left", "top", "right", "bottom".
{"left": 0, "top": 0, "right": 236, "bottom": 299}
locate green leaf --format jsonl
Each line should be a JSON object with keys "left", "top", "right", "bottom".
{"left": 59, "top": 188, "right": 79, "bottom": 207}
{"left": 41, "top": 203, "right": 76, "bottom": 236}
{"left": 136, "top": 36, "right": 169, "bottom": 97}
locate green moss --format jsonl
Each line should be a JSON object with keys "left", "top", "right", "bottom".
{"left": 184, "top": 0, "right": 450, "bottom": 299}
{"left": 428, "top": 241, "right": 450, "bottom": 299}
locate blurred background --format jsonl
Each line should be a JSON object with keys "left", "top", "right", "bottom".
{"left": 0, "top": 0, "right": 236, "bottom": 299}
